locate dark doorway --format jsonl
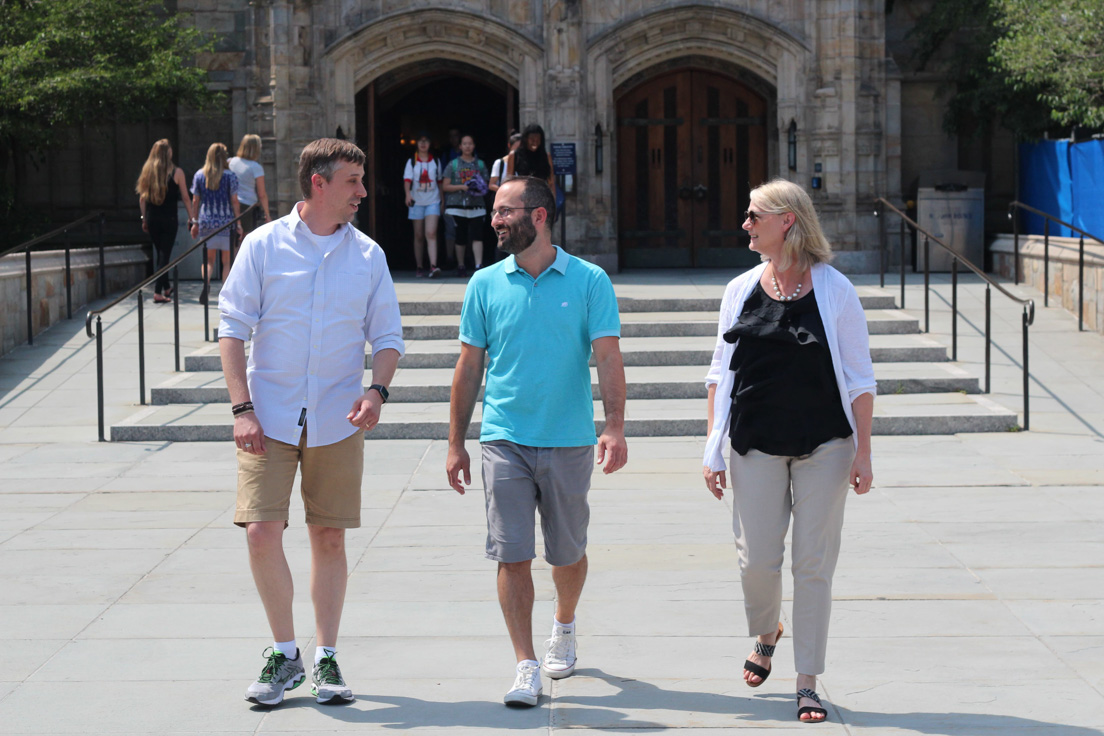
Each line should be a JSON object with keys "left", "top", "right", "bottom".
{"left": 616, "top": 68, "right": 768, "bottom": 268}
{"left": 356, "top": 64, "right": 517, "bottom": 271}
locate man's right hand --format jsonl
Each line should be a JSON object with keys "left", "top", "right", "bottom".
{"left": 405, "top": 195, "right": 414, "bottom": 207}
{"left": 235, "top": 413, "right": 266, "bottom": 455}
{"left": 446, "top": 445, "right": 471, "bottom": 494}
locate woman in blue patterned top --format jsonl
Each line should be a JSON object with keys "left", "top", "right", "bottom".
{"left": 190, "top": 142, "right": 242, "bottom": 304}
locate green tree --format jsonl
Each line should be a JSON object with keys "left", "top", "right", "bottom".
{"left": 903, "top": 0, "right": 1053, "bottom": 138}
{"left": 0, "top": 0, "right": 216, "bottom": 241}
{"left": 993, "top": 0, "right": 1104, "bottom": 129}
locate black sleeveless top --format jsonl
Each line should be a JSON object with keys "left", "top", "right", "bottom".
{"left": 725, "top": 282, "right": 852, "bottom": 457}
{"left": 145, "top": 170, "right": 181, "bottom": 224}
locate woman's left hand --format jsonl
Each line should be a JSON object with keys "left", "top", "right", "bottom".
{"left": 850, "top": 450, "right": 873, "bottom": 495}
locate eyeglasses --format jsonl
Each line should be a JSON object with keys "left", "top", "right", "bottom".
{"left": 490, "top": 206, "right": 539, "bottom": 219}
{"left": 744, "top": 209, "right": 771, "bottom": 223}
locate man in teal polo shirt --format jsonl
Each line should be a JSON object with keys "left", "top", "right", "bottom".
{"left": 447, "top": 176, "right": 627, "bottom": 708}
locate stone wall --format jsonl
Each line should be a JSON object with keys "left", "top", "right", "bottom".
{"left": 220, "top": 0, "right": 899, "bottom": 271}
{"left": 0, "top": 247, "right": 149, "bottom": 357}
{"left": 991, "top": 234, "right": 1104, "bottom": 334}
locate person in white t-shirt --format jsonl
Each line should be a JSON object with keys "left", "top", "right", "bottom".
{"left": 403, "top": 133, "right": 442, "bottom": 277}
{"left": 489, "top": 131, "right": 522, "bottom": 194}
{"left": 229, "top": 134, "right": 271, "bottom": 237}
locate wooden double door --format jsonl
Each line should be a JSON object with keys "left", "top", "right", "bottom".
{"left": 617, "top": 70, "right": 768, "bottom": 268}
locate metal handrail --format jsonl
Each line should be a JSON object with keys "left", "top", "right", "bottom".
{"left": 1008, "top": 200, "right": 1103, "bottom": 331}
{"left": 85, "top": 206, "right": 255, "bottom": 441}
{"left": 2, "top": 211, "right": 105, "bottom": 346}
{"left": 874, "top": 197, "right": 1036, "bottom": 430}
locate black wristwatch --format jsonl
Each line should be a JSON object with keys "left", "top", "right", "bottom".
{"left": 368, "top": 384, "right": 389, "bottom": 403}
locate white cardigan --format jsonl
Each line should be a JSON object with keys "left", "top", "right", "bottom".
{"left": 703, "top": 262, "right": 877, "bottom": 471}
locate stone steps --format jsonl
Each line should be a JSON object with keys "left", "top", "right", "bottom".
{"left": 183, "top": 333, "right": 948, "bottom": 372}
{"left": 151, "top": 362, "right": 979, "bottom": 405}
{"left": 399, "top": 309, "right": 919, "bottom": 340}
{"left": 112, "top": 392, "right": 1017, "bottom": 442}
{"left": 114, "top": 284, "right": 1018, "bottom": 442}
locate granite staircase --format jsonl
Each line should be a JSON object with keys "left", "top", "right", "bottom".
{"left": 111, "top": 287, "right": 1018, "bottom": 441}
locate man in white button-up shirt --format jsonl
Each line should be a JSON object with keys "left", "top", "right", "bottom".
{"left": 218, "top": 138, "right": 404, "bottom": 707}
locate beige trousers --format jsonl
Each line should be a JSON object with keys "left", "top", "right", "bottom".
{"left": 729, "top": 437, "right": 854, "bottom": 675}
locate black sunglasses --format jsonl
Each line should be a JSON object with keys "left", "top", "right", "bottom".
{"left": 744, "top": 209, "right": 770, "bottom": 223}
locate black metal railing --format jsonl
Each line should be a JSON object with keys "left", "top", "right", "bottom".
{"left": 1, "top": 211, "right": 105, "bottom": 346}
{"left": 84, "top": 206, "right": 255, "bottom": 442}
{"left": 1008, "top": 201, "right": 1103, "bottom": 332}
{"left": 875, "top": 198, "right": 1036, "bottom": 429}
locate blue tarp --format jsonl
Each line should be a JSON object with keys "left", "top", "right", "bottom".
{"left": 1069, "top": 139, "right": 1104, "bottom": 240}
{"left": 1019, "top": 140, "right": 1072, "bottom": 236}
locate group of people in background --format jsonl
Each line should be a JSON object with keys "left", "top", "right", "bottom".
{"left": 404, "top": 124, "right": 556, "bottom": 278}
{"left": 135, "top": 134, "right": 271, "bottom": 305}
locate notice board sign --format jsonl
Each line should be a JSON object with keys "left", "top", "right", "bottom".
{"left": 551, "top": 143, "right": 577, "bottom": 176}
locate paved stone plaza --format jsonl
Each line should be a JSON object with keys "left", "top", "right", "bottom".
{"left": 1, "top": 272, "right": 1103, "bottom": 734}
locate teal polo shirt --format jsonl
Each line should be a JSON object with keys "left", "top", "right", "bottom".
{"left": 459, "top": 245, "right": 621, "bottom": 447}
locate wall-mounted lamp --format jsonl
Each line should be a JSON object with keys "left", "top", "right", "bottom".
{"left": 336, "top": 126, "right": 347, "bottom": 141}
{"left": 787, "top": 120, "right": 797, "bottom": 171}
{"left": 595, "top": 123, "right": 604, "bottom": 175}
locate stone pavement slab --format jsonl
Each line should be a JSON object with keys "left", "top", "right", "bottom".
{"left": 2, "top": 272, "right": 1104, "bottom": 733}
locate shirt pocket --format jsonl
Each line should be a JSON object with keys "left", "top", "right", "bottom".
{"left": 333, "top": 271, "right": 372, "bottom": 322}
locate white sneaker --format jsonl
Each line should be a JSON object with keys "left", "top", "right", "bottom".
{"left": 503, "top": 660, "right": 542, "bottom": 707}
{"left": 542, "top": 623, "right": 577, "bottom": 679}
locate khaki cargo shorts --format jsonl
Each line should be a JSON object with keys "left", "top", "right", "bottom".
{"left": 233, "top": 428, "right": 363, "bottom": 529}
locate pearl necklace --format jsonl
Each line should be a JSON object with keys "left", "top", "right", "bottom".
{"left": 771, "top": 271, "right": 803, "bottom": 301}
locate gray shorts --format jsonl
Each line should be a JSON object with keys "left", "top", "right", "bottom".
{"left": 481, "top": 440, "right": 593, "bottom": 566}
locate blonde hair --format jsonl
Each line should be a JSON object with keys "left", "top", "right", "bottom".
{"left": 236, "top": 134, "right": 262, "bottom": 161}
{"left": 135, "top": 139, "right": 173, "bottom": 206}
{"left": 749, "top": 178, "right": 833, "bottom": 272}
{"left": 202, "top": 142, "right": 228, "bottom": 191}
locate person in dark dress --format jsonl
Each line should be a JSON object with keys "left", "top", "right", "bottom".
{"left": 702, "top": 179, "right": 876, "bottom": 723}
{"left": 136, "top": 139, "right": 192, "bottom": 303}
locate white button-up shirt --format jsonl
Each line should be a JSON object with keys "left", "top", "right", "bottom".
{"left": 218, "top": 202, "right": 405, "bottom": 447}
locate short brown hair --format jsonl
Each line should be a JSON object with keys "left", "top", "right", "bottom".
{"left": 297, "top": 138, "right": 366, "bottom": 199}
{"left": 514, "top": 176, "right": 557, "bottom": 228}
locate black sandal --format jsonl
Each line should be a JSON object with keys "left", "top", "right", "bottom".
{"left": 743, "top": 622, "right": 783, "bottom": 687}
{"left": 796, "top": 688, "right": 828, "bottom": 722}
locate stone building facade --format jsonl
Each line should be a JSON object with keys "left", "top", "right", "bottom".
{"left": 23, "top": 1, "right": 1016, "bottom": 274}
{"left": 184, "top": 0, "right": 901, "bottom": 272}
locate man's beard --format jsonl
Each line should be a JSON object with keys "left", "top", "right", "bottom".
{"left": 498, "top": 216, "right": 537, "bottom": 254}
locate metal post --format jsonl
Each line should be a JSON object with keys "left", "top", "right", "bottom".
{"left": 899, "top": 218, "right": 906, "bottom": 309}
{"left": 1013, "top": 205, "right": 1021, "bottom": 284}
{"left": 138, "top": 290, "right": 146, "bottom": 406}
{"left": 1079, "top": 234, "right": 1085, "bottom": 331}
{"left": 984, "top": 286, "right": 991, "bottom": 394}
{"left": 98, "top": 214, "right": 106, "bottom": 297}
{"left": 951, "top": 258, "right": 958, "bottom": 361}
{"left": 1043, "top": 219, "right": 1049, "bottom": 307}
{"left": 25, "top": 248, "right": 33, "bottom": 346}
{"left": 203, "top": 242, "right": 210, "bottom": 342}
{"left": 173, "top": 267, "right": 181, "bottom": 372}
{"left": 1022, "top": 308, "right": 1030, "bottom": 431}
{"left": 96, "top": 316, "right": 105, "bottom": 442}
{"left": 923, "top": 236, "right": 930, "bottom": 333}
{"left": 878, "top": 205, "right": 886, "bottom": 289}
{"left": 560, "top": 191, "right": 566, "bottom": 250}
{"left": 64, "top": 229, "right": 73, "bottom": 320}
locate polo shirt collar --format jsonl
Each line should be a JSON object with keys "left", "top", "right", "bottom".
{"left": 504, "top": 245, "right": 569, "bottom": 277}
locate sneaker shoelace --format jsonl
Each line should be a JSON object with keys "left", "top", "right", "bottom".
{"left": 546, "top": 632, "right": 574, "bottom": 660}
{"left": 513, "top": 663, "right": 539, "bottom": 691}
{"left": 257, "top": 648, "right": 287, "bottom": 684}
{"left": 316, "top": 657, "right": 344, "bottom": 685}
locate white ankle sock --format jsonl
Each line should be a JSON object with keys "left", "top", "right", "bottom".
{"left": 274, "top": 640, "right": 298, "bottom": 659}
{"left": 554, "top": 617, "right": 575, "bottom": 632}
{"left": 316, "top": 646, "right": 337, "bottom": 664}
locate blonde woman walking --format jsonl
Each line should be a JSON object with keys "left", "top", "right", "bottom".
{"left": 229, "top": 134, "right": 271, "bottom": 236}
{"left": 703, "top": 179, "right": 875, "bottom": 723}
{"left": 190, "top": 142, "right": 242, "bottom": 305}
